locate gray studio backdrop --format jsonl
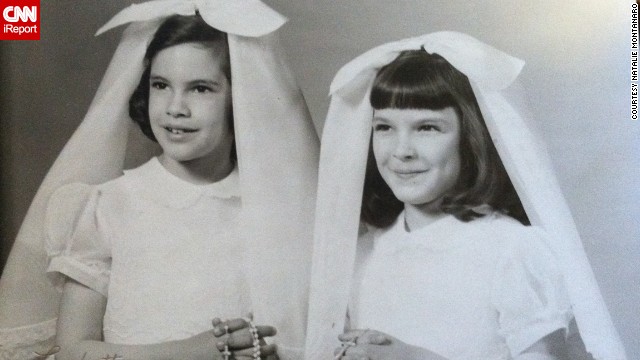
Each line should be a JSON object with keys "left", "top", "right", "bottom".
{"left": 1, "top": 0, "right": 638, "bottom": 358}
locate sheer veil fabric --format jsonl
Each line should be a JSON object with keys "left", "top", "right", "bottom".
{"left": 304, "top": 32, "right": 626, "bottom": 360}
{"left": 0, "top": 1, "right": 319, "bottom": 359}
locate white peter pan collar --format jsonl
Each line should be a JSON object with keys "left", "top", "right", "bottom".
{"left": 124, "top": 157, "right": 240, "bottom": 209}
{"left": 375, "top": 211, "right": 472, "bottom": 252}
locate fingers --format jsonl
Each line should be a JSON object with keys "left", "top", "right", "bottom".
{"left": 338, "top": 330, "right": 361, "bottom": 343}
{"left": 334, "top": 334, "right": 368, "bottom": 360}
{"left": 213, "top": 315, "right": 278, "bottom": 359}
{"left": 213, "top": 317, "right": 277, "bottom": 338}
{"left": 255, "top": 325, "right": 277, "bottom": 338}
{"left": 338, "top": 329, "right": 390, "bottom": 345}
{"left": 361, "top": 332, "right": 390, "bottom": 345}
{"left": 232, "top": 344, "right": 277, "bottom": 358}
{"left": 213, "top": 318, "right": 249, "bottom": 337}
{"left": 216, "top": 326, "right": 277, "bottom": 350}
{"left": 227, "top": 327, "right": 273, "bottom": 348}
{"left": 216, "top": 341, "right": 276, "bottom": 359}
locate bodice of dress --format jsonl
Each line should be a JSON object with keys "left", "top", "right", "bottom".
{"left": 46, "top": 158, "right": 253, "bottom": 345}
{"left": 350, "top": 212, "right": 571, "bottom": 360}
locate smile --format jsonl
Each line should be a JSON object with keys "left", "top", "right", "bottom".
{"left": 164, "top": 126, "right": 197, "bottom": 135}
{"left": 393, "top": 170, "right": 427, "bottom": 179}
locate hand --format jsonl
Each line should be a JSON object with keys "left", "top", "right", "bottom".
{"left": 334, "top": 329, "right": 446, "bottom": 360}
{"left": 212, "top": 315, "right": 278, "bottom": 359}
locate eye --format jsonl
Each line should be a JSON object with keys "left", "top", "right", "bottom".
{"left": 193, "top": 85, "right": 214, "bottom": 94}
{"left": 417, "top": 124, "right": 440, "bottom": 132}
{"left": 373, "top": 124, "right": 391, "bottom": 132}
{"left": 150, "top": 81, "right": 167, "bottom": 90}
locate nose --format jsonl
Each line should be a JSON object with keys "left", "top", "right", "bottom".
{"left": 393, "top": 133, "right": 417, "bottom": 160}
{"left": 166, "top": 93, "right": 190, "bottom": 118}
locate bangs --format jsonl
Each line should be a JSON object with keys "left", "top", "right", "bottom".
{"left": 370, "top": 50, "right": 462, "bottom": 110}
{"left": 144, "top": 14, "right": 229, "bottom": 68}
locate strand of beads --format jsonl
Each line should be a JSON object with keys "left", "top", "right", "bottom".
{"left": 216, "top": 316, "right": 263, "bottom": 360}
{"left": 248, "top": 319, "right": 261, "bottom": 359}
{"left": 221, "top": 324, "right": 231, "bottom": 360}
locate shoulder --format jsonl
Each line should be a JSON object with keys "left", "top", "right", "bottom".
{"left": 79, "top": 158, "right": 159, "bottom": 203}
{"left": 468, "top": 212, "right": 527, "bottom": 233}
{"left": 471, "top": 213, "right": 547, "bottom": 247}
{"left": 109, "top": 158, "right": 158, "bottom": 191}
{"left": 472, "top": 214, "right": 562, "bottom": 282}
{"left": 47, "top": 160, "right": 158, "bottom": 222}
{"left": 453, "top": 213, "right": 560, "bottom": 271}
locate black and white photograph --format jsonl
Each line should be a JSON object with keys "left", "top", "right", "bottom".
{"left": 0, "top": 1, "right": 637, "bottom": 359}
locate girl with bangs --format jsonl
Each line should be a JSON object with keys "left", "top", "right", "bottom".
{"left": 304, "top": 33, "right": 623, "bottom": 360}
{"left": 362, "top": 50, "right": 528, "bottom": 230}
{"left": 349, "top": 48, "right": 566, "bottom": 360}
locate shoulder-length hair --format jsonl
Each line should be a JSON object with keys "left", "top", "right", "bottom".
{"left": 361, "top": 49, "right": 528, "bottom": 228}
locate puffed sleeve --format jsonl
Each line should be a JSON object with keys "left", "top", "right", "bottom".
{"left": 491, "top": 226, "right": 572, "bottom": 357}
{"left": 45, "top": 183, "right": 112, "bottom": 296}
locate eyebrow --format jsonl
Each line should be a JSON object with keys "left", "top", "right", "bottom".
{"left": 149, "top": 74, "right": 167, "bottom": 82}
{"left": 149, "top": 75, "right": 223, "bottom": 88}
{"left": 372, "top": 116, "right": 449, "bottom": 123}
{"left": 188, "top": 79, "right": 223, "bottom": 88}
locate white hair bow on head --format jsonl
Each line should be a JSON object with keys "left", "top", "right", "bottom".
{"left": 96, "top": 0, "right": 286, "bottom": 37}
{"left": 330, "top": 31, "right": 524, "bottom": 98}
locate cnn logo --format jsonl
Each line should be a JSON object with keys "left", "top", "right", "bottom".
{"left": 1, "top": 1, "right": 40, "bottom": 40}
{"left": 3, "top": 6, "right": 37, "bottom": 22}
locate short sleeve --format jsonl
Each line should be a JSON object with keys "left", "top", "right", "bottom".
{"left": 45, "top": 183, "right": 112, "bottom": 296}
{"left": 491, "top": 227, "right": 572, "bottom": 356}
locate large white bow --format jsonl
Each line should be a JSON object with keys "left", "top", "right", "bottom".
{"left": 330, "top": 31, "right": 524, "bottom": 99}
{"left": 96, "top": 0, "right": 286, "bottom": 37}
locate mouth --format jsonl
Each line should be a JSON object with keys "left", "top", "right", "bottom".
{"left": 164, "top": 126, "right": 197, "bottom": 135}
{"left": 393, "top": 169, "right": 427, "bottom": 179}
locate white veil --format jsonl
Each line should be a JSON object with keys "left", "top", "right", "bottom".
{"left": 304, "top": 31, "right": 626, "bottom": 360}
{"left": 0, "top": 1, "right": 318, "bottom": 359}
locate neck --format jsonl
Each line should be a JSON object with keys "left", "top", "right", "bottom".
{"left": 403, "top": 200, "right": 447, "bottom": 232}
{"left": 159, "top": 154, "right": 233, "bottom": 185}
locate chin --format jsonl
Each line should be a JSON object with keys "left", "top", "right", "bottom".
{"left": 394, "top": 194, "right": 432, "bottom": 206}
{"left": 388, "top": 185, "right": 426, "bottom": 202}
{"left": 392, "top": 187, "right": 445, "bottom": 206}
{"left": 161, "top": 150, "right": 201, "bottom": 163}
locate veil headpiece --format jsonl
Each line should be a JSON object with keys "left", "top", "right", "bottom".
{"left": 0, "top": 1, "right": 319, "bottom": 359}
{"left": 304, "top": 31, "right": 626, "bottom": 360}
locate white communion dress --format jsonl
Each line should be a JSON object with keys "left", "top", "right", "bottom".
{"left": 46, "top": 158, "right": 253, "bottom": 344}
{"left": 350, "top": 212, "right": 572, "bottom": 360}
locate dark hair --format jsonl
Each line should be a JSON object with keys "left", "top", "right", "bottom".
{"left": 361, "top": 49, "right": 529, "bottom": 228}
{"left": 128, "top": 14, "right": 236, "bottom": 161}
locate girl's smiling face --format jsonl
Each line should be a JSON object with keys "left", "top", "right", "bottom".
{"left": 148, "top": 42, "right": 233, "bottom": 168}
{"left": 372, "top": 107, "right": 461, "bottom": 208}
